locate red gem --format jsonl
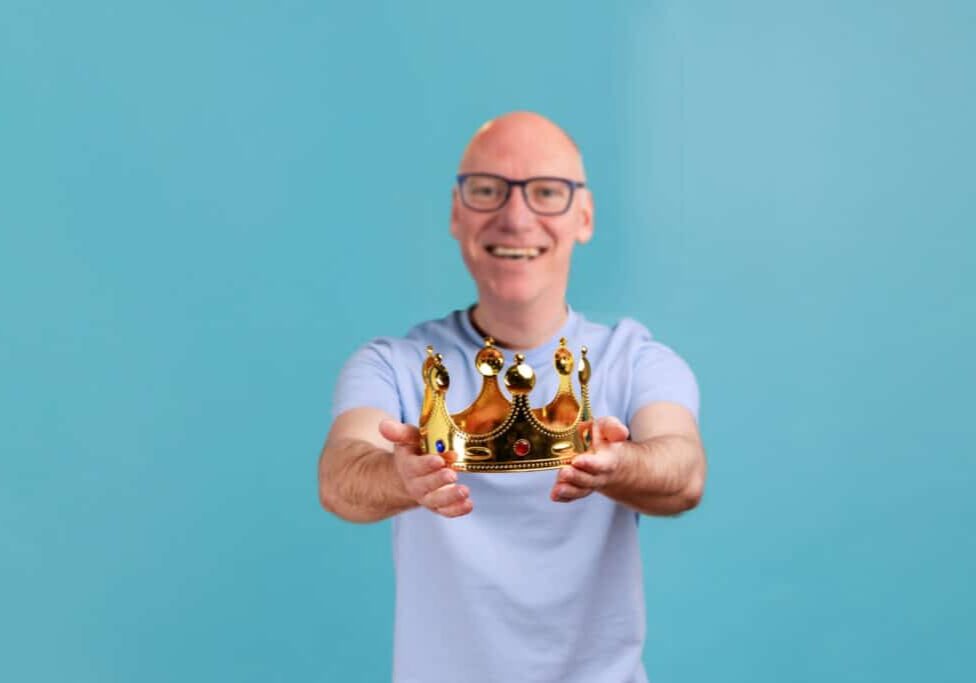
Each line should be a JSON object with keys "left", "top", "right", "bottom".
{"left": 513, "top": 439, "right": 531, "bottom": 457}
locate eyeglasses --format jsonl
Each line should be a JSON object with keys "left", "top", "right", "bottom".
{"left": 456, "top": 173, "right": 586, "bottom": 216}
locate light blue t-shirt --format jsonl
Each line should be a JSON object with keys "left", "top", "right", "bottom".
{"left": 331, "top": 307, "right": 699, "bottom": 683}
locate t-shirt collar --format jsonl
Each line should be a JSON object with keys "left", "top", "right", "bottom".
{"left": 458, "top": 304, "right": 582, "bottom": 369}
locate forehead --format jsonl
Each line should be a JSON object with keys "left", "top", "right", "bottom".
{"left": 459, "top": 123, "right": 583, "bottom": 179}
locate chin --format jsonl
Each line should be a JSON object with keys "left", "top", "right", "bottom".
{"left": 483, "top": 281, "right": 544, "bottom": 306}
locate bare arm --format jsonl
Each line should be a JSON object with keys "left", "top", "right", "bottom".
{"left": 551, "top": 402, "right": 707, "bottom": 516}
{"left": 318, "top": 407, "right": 473, "bottom": 523}
{"left": 318, "top": 407, "right": 415, "bottom": 522}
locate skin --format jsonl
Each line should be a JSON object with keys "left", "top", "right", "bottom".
{"left": 319, "top": 111, "right": 706, "bottom": 522}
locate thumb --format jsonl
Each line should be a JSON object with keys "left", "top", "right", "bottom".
{"left": 379, "top": 419, "right": 420, "bottom": 447}
{"left": 589, "top": 419, "right": 604, "bottom": 451}
{"left": 596, "top": 416, "right": 629, "bottom": 443}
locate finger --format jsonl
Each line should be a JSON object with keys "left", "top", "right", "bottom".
{"left": 596, "top": 416, "right": 629, "bottom": 443}
{"left": 436, "top": 496, "right": 474, "bottom": 518}
{"left": 379, "top": 419, "right": 421, "bottom": 447}
{"left": 398, "top": 450, "right": 457, "bottom": 479}
{"left": 409, "top": 464, "right": 458, "bottom": 498}
{"left": 556, "top": 466, "right": 603, "bottom": 490}
{"left": 421, "top": 483, "right": 469, "bottom": 511}
{"left": 551, "top": 481, "right": 592, "bottom": 502}
{"left": 571, "top": 452, "right": 615, "bottom": 477}
{"left": 398, "top": 452, "right": 450, "bottom": 478}
{"left": 577, "top": 419, "right": 594, "bottom": 448}
{"left": 559, "top": 463, "right": 602, "bottom": 489}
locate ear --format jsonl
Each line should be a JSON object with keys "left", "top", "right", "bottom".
{"left": 450, "top": 188, "right": 461, "bottom": 239}
{"left": 575, "top": 190, "right": 594, "bottom": 244}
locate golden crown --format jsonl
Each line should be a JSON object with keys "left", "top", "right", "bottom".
{"left": 419, "top": 337, "right": 594, "bottom": 472}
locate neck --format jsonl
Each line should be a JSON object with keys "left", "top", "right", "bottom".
{"left": 469, "top": 296, "right": 569, "bottom": 350}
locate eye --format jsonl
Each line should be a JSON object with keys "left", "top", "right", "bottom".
{"left": 471, "top": 185, "right": 499, "bottom": 197}
{"left": 466, "top": 177, "right": 506, "bottom": 199}
{"left": 529, "top": 181, "right": 569, "bottom": 200}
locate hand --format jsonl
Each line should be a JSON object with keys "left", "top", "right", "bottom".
{"left": 379, "top": 419, "right": 474, "bottom": 518}
{"left": 551, "top": 416, "right": 630, "bottom": 503}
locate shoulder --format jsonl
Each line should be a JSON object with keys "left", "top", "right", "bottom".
{"left": 346, "top": 310, "right": 467, "bottom": 364}
{"left": 332, "top": 310, "right": 470, "bottom": 404}
{"left": 331, "top": 311, "right": 466, "bottom": 420}
{"left": 600, "top": 316, "right": 690, "bottom": 366}
{"left": 577, "top": 312, "right": 699, "bottom": 423}
{"left": 605, "top": 316, "right": 655, "bottom": 345}
{"left": 403, "top": 310, "right": 468, "bottom": 347}
{"left": 576, "top": 313, "right": 676, "bottom": 361}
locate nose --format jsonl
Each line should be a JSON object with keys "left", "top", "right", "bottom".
{"left": 498, "top": 185, "right": 536, "bottom": 232}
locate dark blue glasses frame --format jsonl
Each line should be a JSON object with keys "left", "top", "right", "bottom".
{"left": 456, "top": 173, "right": 586, "bottom": 216}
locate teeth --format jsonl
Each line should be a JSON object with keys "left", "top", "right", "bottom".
{"left": 488, "top": 246, "right": 542, "bottom": 259}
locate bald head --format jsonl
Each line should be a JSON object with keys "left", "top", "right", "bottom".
{"left": 458, "top": 112, "right": 586, "bottom": 181}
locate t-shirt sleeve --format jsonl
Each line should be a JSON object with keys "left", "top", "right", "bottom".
{"left": 330, "top": 339, "right": 403, "bottom": 421}
{"left": 627, "top": 331, "right": 700, "bottom": 425}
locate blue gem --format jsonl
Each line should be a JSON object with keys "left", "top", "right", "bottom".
{"left": 435, "top": 439, "right": 446, "bottom": 453}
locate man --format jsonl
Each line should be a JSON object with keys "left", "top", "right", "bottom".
{"left": 319, "top": 111, "right": 706, "bottom": 683}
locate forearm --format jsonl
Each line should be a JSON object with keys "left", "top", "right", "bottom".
{"left": 318, "top": 438, "right": 417, "bottom": 523}
{"left": 601, "top": 435, "right": 706, "bottom": 516}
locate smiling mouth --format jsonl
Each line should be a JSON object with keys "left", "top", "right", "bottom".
{"left": 486, "top": 245, "right": 547, "bottom": 261}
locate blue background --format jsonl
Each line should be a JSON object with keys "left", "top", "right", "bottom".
{"left": 2, "top": 1, "right": 973, "bottom": 681}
